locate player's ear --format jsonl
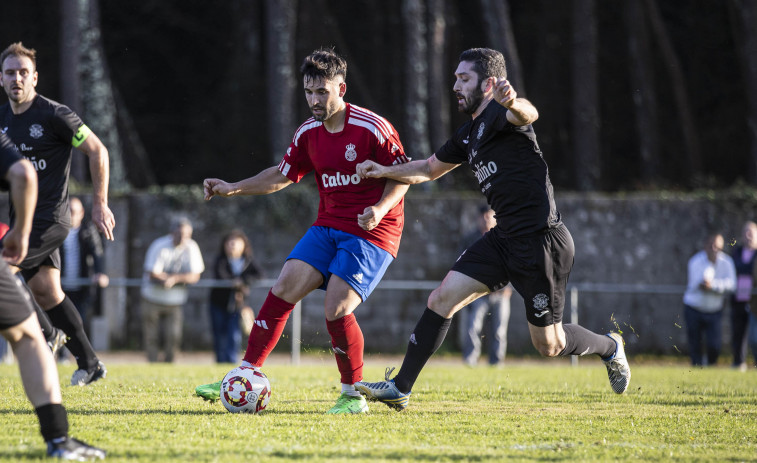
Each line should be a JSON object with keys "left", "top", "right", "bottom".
{"left": 482, "top": 76, "right": 494, "bottom": 93}
{"left": 339, "top": 81, "right": 346, "bottom": 97}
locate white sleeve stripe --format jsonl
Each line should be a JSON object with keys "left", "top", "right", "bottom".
{"left": 293, "top": 120, "right": 322, "bottom": 147}
{"left": 279, "top": 161, "right": 291, "bottom": 176}
{"left": 350, "top": 105, "right": 394, "bottom": 137}
{"left": 348, "top": 117, "right": 387, "bottom": 144}
{"left": 350, "top": 113, "right": 393, "bottom": 139}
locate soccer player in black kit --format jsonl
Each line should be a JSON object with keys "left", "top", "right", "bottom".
{"left": 355, "top": 48, "right": 630, "bottom": 410}
{"left": 0, "top": 132, "right": 106, "bottom": 460}
{"left": 0, "top": 42, "right": 115, "bottom": 386}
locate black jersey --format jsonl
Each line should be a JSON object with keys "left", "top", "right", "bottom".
{"left": 435, "top": 101, "right": 561, "bottom": 237}
{"left": 0, "top": 131, "right": 23, "bottom": 190}
{"left": 0, "top": 95, "right": 89, "bottom": 228}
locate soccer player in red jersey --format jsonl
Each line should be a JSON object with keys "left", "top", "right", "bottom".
{"left": 197, "top": 48, "right": 410, "bottom": 414}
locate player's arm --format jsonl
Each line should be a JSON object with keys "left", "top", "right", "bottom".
{"left": 76, "top": 129, "right": 116, "bottom": 241}
{"left": 493, "top": 78, "right": 539, "bottom": 126}
{"left": 358, "top": 179, "right": 409, "bottom": 231}
{"left": 356, "top": 154, "right": 459, "bottom": 185}
{"left": 2, "top": 159, "right": 37, "bottom": 264}
{"left": 203, "top": 166, "right": 293, "bottom": 200}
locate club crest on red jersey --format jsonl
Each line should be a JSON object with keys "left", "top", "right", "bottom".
{"left": 345, "top": 143, "right": 357, "bottom": 161}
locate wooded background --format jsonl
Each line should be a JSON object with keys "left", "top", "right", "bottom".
{"left": 2, "top": 0, "right": 756, "bottom": 193}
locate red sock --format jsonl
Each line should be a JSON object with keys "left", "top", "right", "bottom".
{"left": 242, "top": 290, "right": 295, "bottom": 366}
{"left": 326, "top": 313, "right": 364, "bottom": 384}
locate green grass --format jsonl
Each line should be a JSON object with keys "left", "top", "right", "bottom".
{"left": 1, "top": 358, "right": 755, "bottom": 462}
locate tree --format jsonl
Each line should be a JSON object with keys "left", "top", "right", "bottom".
{"left": 59, "top": 0, "right": 130, "bottom": 191}
{"left": 729, "top": 0, "right": 757, "bottom": 184}
{"left": 402, "top": 0, "right": 431, "bottom": 162}
{"left": 572, "top": 0, "right": 601, "bottom": 190}
{"left": 265, "top": 0, "right": 298, "bottom": 163}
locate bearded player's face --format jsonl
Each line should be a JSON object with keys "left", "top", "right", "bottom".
{"left": 304, "top": 76, "right": 345, "bottom": 122}
{"left": 453, "top": 61, "right": 485, "bottom": 115}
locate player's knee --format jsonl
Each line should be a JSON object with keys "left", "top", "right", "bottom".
{"left": 427, "top": 289, "right": 455, "bottom": 317}
{"left": 532, "top": 339, "right": 564, "bottom": 357}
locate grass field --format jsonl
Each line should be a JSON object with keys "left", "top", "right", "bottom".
{"left": 0, "top": 356, "right": 755, "bottom": 462}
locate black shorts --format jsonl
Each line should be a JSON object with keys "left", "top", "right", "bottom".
{"left": 17, "top": 221, "right": 69, "bottom": 281}
{"left": 452, "top": 223, "right": 575, "bottom": 327}
{"left": 0, "top": 259, "right": 34, "bottom": 330}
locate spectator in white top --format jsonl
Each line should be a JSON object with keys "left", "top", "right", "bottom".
{"left": 141, "top": 217, "right": 205, "bottom": 362}
{"left": 683, "top": 231, "right": 736, "bottom": 366}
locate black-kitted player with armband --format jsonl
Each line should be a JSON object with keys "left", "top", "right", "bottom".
{"left": 355, "top": 48, "right": 630, "bottom": 410}
{"left": 0, "top": 42, "right": 115, "bottom": 386}
{"left": 0, "top": 131, "right": 105, "bottom": 460}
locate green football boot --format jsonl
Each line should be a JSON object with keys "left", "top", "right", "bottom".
{"left": 325, "top": 393, "right": 369, "bottom": 414}
{"left": 195, "top": 380, "right": 222, "bottom": 402}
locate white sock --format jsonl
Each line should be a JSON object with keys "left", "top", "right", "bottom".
{"left": 241, "top": 361, "right": 259, "bottom": 371}
{"left": 342, "top": 383, "right": 360, "bottom": 397}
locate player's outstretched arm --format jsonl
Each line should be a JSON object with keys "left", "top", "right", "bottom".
{"left": 78, "top": 131, "right": 116, "bottom": 241}
{"left": 358, "top": 179, "right": 409, "bottom": 231}
{"left": 2, "top": 159, "right": 37, "bottom": 264}
{"left": 356, "top": 155, "right": 458, "bottom": 185}
{"left": 203, "top": 166, "right": 293, "bottom": 200}
{"left": 493, "top": 78, "right": 539, "bottom": 126}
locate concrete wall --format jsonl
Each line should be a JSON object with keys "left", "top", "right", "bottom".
{"left": 3, "top": 187, "right": 755, "bottom": 357}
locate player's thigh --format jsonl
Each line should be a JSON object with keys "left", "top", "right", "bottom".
{"left": 27, "top": 266, "right": 66, "bottom": 308}
{"left": 272, "top": 258, "right": 325, "bottom": 303}
{"left": 428, "top": 271, "right": 490, "bottom": 318}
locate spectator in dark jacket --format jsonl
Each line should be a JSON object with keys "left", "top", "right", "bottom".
{"left": 60, "top": 197, "right": 108, "bottom": 333}
{"left": 209, "top": 229, "right": 263, "bottom": 363}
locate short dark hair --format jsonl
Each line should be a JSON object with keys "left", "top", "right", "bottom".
{"left": 0, "top": 42, "right": 37, "bottom": 71}
{"left": 300, "top": 47, "right": 347, "bottom": 84}
{"left": 459, "top": 48, "right": 506, "bottom": 83}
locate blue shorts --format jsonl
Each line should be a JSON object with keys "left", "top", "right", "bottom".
{"left": 287, "top": 226, "right": 394, "bottom": 301}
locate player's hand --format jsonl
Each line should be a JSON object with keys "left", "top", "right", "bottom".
{"left": 91, "top": 203, "right": 116, "bottom": 241}
{"left": 203, "top": 178, "right": 233, "bottom": 200}
{"left": 358, "top": 206, "right": 386, "bottom": 231}
{"left": 356, "top": 160, "right": 386, "bottom": 179}
{"left": 493, "top": 78, "right": 517, "bottom": 108}
{"left": 1, "top": 228, "right": 28, "bottom": 265}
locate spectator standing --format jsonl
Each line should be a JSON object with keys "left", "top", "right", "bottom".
{"left": 208, "top": 229, "right": 263, "bottom": 364}
{"left": 459, "top": 205, "right": 512, "bottom": 367}
{"left": 730, "top": 221, "right": 757, "bottom": 371}
{"left": 683, "top": 231, "right": 736, "bottom": 366}
{"left": 141, "top": 217, "right": 205, "bottom": 362}
{"left": 60, "top": 197, "right": 109, "bottom": 333}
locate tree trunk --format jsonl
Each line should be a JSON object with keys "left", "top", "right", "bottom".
{"left": 72, "top": 0, "right": 129, "bottom": 191}
{"left": 572, "top": 0, "right": 601, "bottom": 190}
{"left": 729, "top": 0, "right": 757, "bottom": 184}
{"left": 625, "top": 0, "right": 659, "bottom": 185}
{"left": 60, "top": 0, "right": 85, "bottom": 183}
{"left": 426, "top": 0, "right": 449, "bottom": 153}
{"left": 477, "top": 0, "right": 525, "bottom": 93}
{"left": 645, "top": 0, "right": 702, "bottom": 185}
{"left": 265, "top": 0, "right": 298, "bottom": 163}
{"left": 402, "top": 0, "right": 430, "bottom": 161}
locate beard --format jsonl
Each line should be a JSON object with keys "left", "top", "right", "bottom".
{"left": 458, "top": 85, "right": 485, "bottom": 115}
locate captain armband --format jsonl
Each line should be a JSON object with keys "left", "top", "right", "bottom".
{"left": 71, "top": 124, "right": 92, "bottom": 148}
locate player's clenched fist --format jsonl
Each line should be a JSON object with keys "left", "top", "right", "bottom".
{"left": 493, "top": 78, "right": 516, "bottom": 108}
{"left": 203, "top": 178, "right": 232, "bottom": 200}
{"left": 356, "top": 160, "right": 386, "bottom": 178}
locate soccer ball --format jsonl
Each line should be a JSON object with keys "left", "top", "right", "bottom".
{"left": 220, "top": 366, "right": 271, "bottom": 414}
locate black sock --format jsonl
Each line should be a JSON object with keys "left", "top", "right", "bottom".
{"left": 47, "top": 296, "right": 98, "bottom": 370}
{"left": 559, "top": 324, "right": 616, "bottom": 358}
{"left": 35, "top": 403, "right": 68, "bottom": 442}
{"left": 16, "top": 275, "right": 57, "bottom": 342}
{"left": 393, "top": 308, "right": 451, "bottom": 393}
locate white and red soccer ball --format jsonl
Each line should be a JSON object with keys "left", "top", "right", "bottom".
{"left": 220, "top": 366, "right": 271, "bottom": 414}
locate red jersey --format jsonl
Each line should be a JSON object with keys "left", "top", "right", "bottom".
{"left": 278, "top": 103, "right": 409, "bottom": 257}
